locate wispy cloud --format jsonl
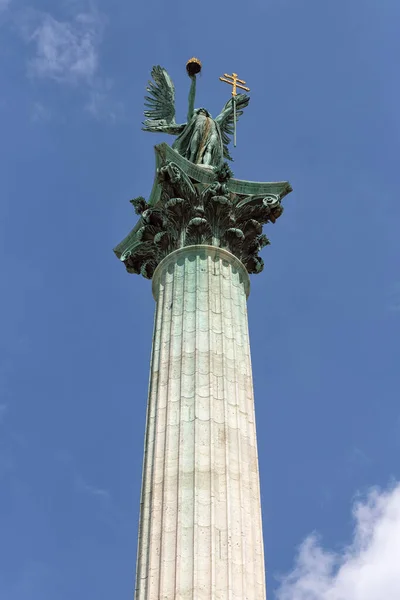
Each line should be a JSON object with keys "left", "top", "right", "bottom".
{"left": 85, "top": 79, "right": 124, "bottom": 122}
{"left": 348, "top": 446, "right": 373, "bottom": 471}
{"left": 26, "top": 10, "right": 104, "bottom": 84}
{"left": 30, "top": 101, "right": 52, "bottom": 122}
{"left": 0, "top": 0, "right": 10, "bottom": 12}
{"left": 72, "top": 469, "right": 129, "bottom": 531}
{"left": 19, "top": 8, "right": 121, "bottom": 121}
{"left": 276, "top": 482, "right": 400, "bottom": 600}
{"left": 75, "top": 473, "right": 110, "bottom": 503}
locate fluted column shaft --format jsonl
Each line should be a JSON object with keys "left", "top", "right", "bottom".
{"left": 135, "top": 245, "right": 266, "bottom": 600}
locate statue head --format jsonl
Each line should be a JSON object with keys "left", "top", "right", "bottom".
{"left": 195, "top": 108, "right": 211, "bottom": 118}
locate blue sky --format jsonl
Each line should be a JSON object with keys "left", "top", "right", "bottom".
{"left": 1, "top": 0, "right": 400, "bottom": 598}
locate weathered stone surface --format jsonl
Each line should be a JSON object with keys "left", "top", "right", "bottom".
{"left": 135, "top": 246, "right": 266, "bottom": 600}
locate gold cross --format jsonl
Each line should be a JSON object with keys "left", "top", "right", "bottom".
{"left": 219, "top": 72, "right": 250, "bottom": 96}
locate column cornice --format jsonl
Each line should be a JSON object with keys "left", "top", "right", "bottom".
{"left": 114, "top": 143, "right": 291, "bottom": 280}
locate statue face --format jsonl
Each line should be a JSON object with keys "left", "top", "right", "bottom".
{"left": 196, "top": 108, "right": 211, "bottom": 118}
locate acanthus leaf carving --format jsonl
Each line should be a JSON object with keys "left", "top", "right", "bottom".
{"left": 114, "top": 151, "right": 291, "bottom": 279}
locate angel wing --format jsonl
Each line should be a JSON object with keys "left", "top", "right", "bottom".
{"left": 142, "top": 66, "right": 185, "bottom": 135}
{"left": 215, "top": 93, "right": 250, "bottom": 160}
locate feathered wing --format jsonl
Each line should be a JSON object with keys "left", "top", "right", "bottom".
{"left": 142, "top": 66, "right": 185, "bottom": 135}
{"left": 215, "top": 93, "right": 250, "bottom": 160}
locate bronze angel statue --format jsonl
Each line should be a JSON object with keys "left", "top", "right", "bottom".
{"left": 142, "top": 60, "right": 250, "bottom": 169}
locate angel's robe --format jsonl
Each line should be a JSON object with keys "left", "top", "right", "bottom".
{"left": 172, "top": 108, "right": 224, "bottom": 168}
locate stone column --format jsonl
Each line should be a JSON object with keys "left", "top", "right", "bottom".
{"left": 135, "top": 245, "right": 266, "bottom": 600}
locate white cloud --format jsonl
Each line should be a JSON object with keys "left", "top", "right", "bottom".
{"left": 276, "top": 483, "right": 400, "bottom": 600}
{"left": 19, "top": 8, "right": 122, "bottom": 121}
{"left": 27, "top": 11, "right": 103, "bottom": 84}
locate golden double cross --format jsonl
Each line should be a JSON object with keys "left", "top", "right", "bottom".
{"left": 219, "top": 72, "right": 250, "bottom": 147}
{"left": 219, "top": 72, "right": 250, "bottom": 97}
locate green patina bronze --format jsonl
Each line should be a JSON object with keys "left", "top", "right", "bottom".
{"left": 114, "top": 61, "right": 292, "bottom": 279}
{"left": 142, "top": 64, "right": 249, "bottom": 167}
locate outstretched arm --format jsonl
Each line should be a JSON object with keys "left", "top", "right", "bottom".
{"left": 187, "top": 76, "right": 197, "bottom": 122}
{"left": 142, "top": 121, "right": 186, "bottom": 135}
